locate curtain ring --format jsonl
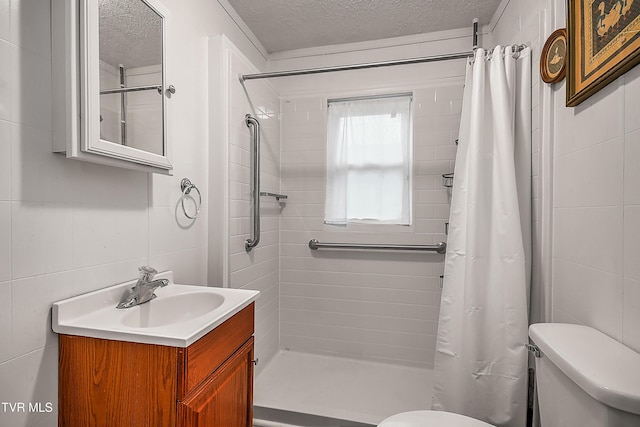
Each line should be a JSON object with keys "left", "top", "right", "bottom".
{"left": 180, "top": 178, "right": 202, "bottom": 219}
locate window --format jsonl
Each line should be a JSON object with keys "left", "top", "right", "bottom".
{"left": 325, "top": 94, "right": 413, "bottom": 225}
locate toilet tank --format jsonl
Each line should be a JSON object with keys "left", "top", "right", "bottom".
{"left": 529, "top": 323, "right": 640, "bottom": 427}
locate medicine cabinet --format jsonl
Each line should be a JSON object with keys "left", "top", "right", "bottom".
{"left": 53, "top": 0, "right": 174, "bottom": 174}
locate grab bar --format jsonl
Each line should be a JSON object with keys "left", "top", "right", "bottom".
{"left": 245, "top": 114, "right": 261, "bottom": 252}
{"left": 260, "top": 191, "right": 288, "bottom": 201}
{"left": 308, "top": 239, "right": 447, "bottom": 254}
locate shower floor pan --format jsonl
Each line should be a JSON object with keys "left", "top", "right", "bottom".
{"left": 253, "top": 350, "right": 433, "bottom": 426}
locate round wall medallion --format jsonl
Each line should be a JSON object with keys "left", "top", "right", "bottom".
{"left": 540, "top": 28, "right": 567, "bottom": 83}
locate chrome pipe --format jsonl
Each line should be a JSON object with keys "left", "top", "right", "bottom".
{"left": 245, "top": 114, "right": 261, "bottom": 252}
{"left": 99, "top": 84, "right": 163, "bottom": 95}
{"left": 472, "top": 18, "right": 479, "bottom": 50}
{"left": 119, "top": 65, "right": 126, "bottom": 146}
{"left": 239, "top": 43, "right": 528, "bottom": 83}
{"left": 239, "top": 52, "right": 473, "bottom": 81}
{"left": 308, "top": 239, "right": 447, "bottom": 254}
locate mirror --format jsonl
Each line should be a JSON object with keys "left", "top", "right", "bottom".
{"left": 98, "top": 0, "right": 164, "bottom": 155}
{"left": 51, "top": 0, "right": 173, "bottom": 174}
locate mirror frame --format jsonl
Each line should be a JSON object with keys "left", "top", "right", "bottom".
{"left": 82, "top": 0, "right": 171, "bottom": 170}
{"left": 52, "top": 0, "right": 173, "bottom": 174}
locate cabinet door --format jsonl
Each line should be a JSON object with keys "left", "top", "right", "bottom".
{"left": 178, "top": 338, "right": 254, "bottom": 427}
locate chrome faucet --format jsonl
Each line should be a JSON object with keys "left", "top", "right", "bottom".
{"left": 116, "top": 266, "right": 169, "bottom": 309}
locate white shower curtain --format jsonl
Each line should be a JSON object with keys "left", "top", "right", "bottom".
{"left": 431, "top": 46, "right": 531, "bottom": 427}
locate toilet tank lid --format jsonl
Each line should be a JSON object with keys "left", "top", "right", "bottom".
{"left": 529, "top": 323, "right": 640, "bottom": 415}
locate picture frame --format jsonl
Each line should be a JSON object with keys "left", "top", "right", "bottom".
{"left": 567, "top": 0, "right": 640, "bottom": 106}
{"left": 541, "top": 28, "right": 567, "bottom": 83}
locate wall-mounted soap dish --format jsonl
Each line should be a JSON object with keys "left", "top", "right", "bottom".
{"left": 442, "top": 173, "right": 454, "bottom": 188}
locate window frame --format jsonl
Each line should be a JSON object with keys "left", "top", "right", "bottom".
{"left": 324, "top": 92, "right": 414, "bottom": 227}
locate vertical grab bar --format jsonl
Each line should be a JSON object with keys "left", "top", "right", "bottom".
{"left": 245, "top": 114, "right": 261, "bottom": 252}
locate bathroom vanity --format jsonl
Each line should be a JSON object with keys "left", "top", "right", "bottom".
{"left": 53, "top": 273, "right": 260, "bottom": 426}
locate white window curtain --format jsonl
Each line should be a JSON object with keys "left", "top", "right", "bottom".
{"left": 325, "top": 95, "right": 412, "bottom": 225}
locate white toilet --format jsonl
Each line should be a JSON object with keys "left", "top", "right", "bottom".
{"left": 529, "top": 323, "right": 640, "bottom": 426}
{"left": 379, "top": 323, "right": 640, "bottom": 427}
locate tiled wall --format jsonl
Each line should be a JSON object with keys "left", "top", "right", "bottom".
{"left": 275, "top": 56, "right": 466, "bottom": 367}
{"left": 0, "top": 1, "right": 264, "bottom": 426}
{"left": 493, "top": 0, "right": 640, "bottom": 352}
{"left": 221, "top": 40, "right": 282, "bottom": 375}
{"left": 552, "top": 67, "right": 640, "bottom": 350}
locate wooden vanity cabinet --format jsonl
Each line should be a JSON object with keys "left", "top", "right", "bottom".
{"left": 58, "top": 303, "right": 255, "bottom": 427}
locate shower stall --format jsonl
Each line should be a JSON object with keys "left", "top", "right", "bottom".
{"left": 208, "top": 30, "right": 530, "bottom": 426}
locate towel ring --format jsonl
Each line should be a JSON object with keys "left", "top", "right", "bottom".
{"left": 180, "top": 178, "right": 201, "bottom": 219}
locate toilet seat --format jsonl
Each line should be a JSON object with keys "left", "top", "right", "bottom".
{"left": 378, "top": 410, "right": 494, "bottom": 427}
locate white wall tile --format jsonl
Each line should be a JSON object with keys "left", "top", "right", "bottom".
{"left": 150, "top": 174, "right": 185, "bottom": 208}
{"left": 11, "top": 123, "right": 75, "bottom": 202}
{"left": 33, "top": 414, "right": 57, "bottom": 427}
{"left": 281, "top": 308, "right": 437, "bottom": 335}
{"left": 11, "top": 271, "right": 76, "bottom": 355}
{"left": 72, "top": 162, "right": 134, "bottom": 206}
{"left": 553, "top": 206, "right": 623, "bottom": 274}
{"left": 280, "top": 282, "right": 436, "bottom": 306}
{"left": 0, "top": 281, "right": 11, "bottom": 363}
{"left": 278, "top": 77, "right": 459, "bottom": 367}
{"left": 148, "top": 205, "right": 206, "bottom": 256}
{"left": 280, "top": 321, "right": 433, "bottom": 350}
{"left": 0, "top": 119, "right": 10, "bottom": 200}
{"left": 554, "top": 79, "right": 623, "bottom": 157}
{"left": 11, "top": 202, "right": 72, "bottom": 279}
{"left": 624, "top": 64, "right": 640, "bottom": 133}
{"left": 623, "top": 277, "right": 640, "bottom": 352}
{"left": 624, "top": 205, "right": 640, "bottom": 281}
{"left": 114, "top": 207, "right": 149, "bottom": 262}
{"left": 553, "top": 138, "right": 623, "bottom": 208}
{"left": 71, "top": 205, "right": 118, "bottom": 268}
{"left": 149, "top": 247, "right": 207, "bottom": 285}
{"left": 0, "top": 0, "right": 9, "bottom": 42}
{"left": 9, "top": 0, "right": 51, "bottom": 59}
{"left": 71, "top": 262, "right": 124, "bottom": 296}
{"left": 0, "top": 39, "right": 10, "bottom": 121}
{"left": 0, "top": 202, "right": 10, "bottom": 282}
{"left": 624, "top": 130, "right": 640, "bottom": 205}
{"left": 552, "top": 258, "right": 623, "bottom": 340}
{"left": 280, "top": 295, "right": 439, "bottom": 322}
{"left": 10, "top": 44, "right": 51, "bottom": 132}
{"left": 0, "top": 345, "right": 58, "bottom": 427}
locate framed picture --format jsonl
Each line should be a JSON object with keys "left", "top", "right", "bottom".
{"left": 541, "top": 28, "right": 567, "bottom": 83}
{"left": 567, "top": 0, "right": 640, "bottom": 106}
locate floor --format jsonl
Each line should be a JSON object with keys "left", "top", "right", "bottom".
{"left": 253, "top": 350, "right": 434, "bottom": 426}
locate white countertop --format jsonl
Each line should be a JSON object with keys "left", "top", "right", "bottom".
{"left": 52, "top": 271, "right": 259, "bottom": 347}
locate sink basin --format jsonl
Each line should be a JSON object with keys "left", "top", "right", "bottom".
{"left": 120, "top": 292, "right": 226, "bottom": 328}
{"left": 52, "top": 271, "right": 259, "bottom": 347}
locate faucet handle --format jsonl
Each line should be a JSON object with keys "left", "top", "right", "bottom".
{"left": 138, "top": 266, "right": 158, "bottom": 282}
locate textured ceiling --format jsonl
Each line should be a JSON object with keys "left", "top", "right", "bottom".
{"left": 226, "top": 0, "right": 503, "bottom": 53}
{"left": 99, "top": 0, "right": 163, "bottom": 69}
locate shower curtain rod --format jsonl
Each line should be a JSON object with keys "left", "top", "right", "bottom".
{"left": 239, "top": 51, "right": 474, "bottom": 82}
{"left": 238, "top": 44, "right": 527, "bottom": 82}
